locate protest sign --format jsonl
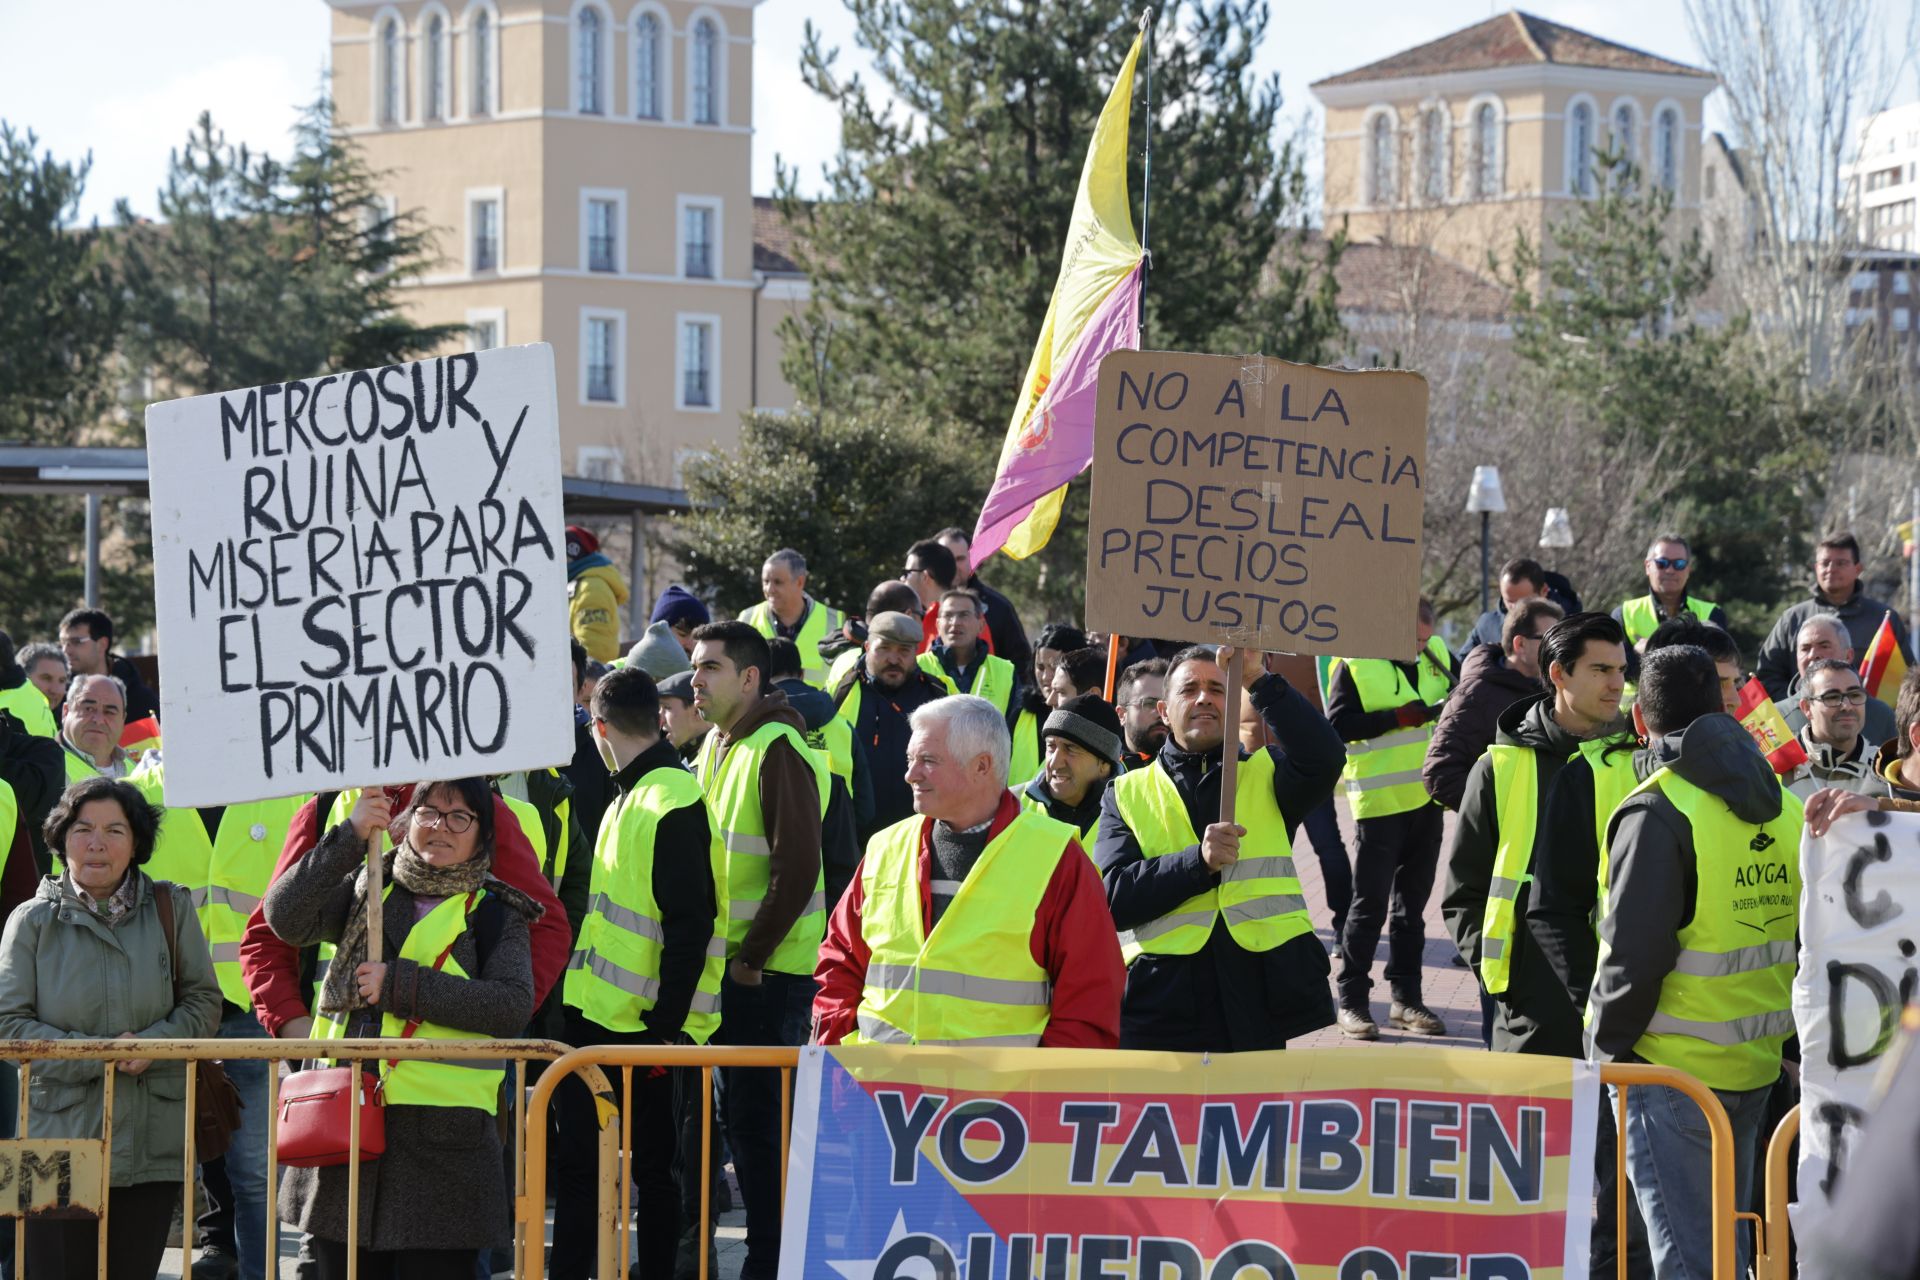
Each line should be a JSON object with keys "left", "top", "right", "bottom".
{"left": 1085, "top": 351, "right": 1428, "bottom": 659}
{"left": 781, "top": 1045, "right": 1598, "bottom": 1280}
{"left": 145, "top": 344, "right": 572, "bottom": 807}
{"left": 1793, "top": 809, "right": 1920, "bottom": 1264}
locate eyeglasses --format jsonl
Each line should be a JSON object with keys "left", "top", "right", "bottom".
{"left": 1650, "top": 557, "right": 1690, "bottom": 571}
{"left": 1124, "top": 697, "right": 1160, "bottom": 709}
{"left": 1810, "top": 689, "right": 1869, "bottom": 708}
{"left": 412, "top": 806, "right": 478, "bottom": 833}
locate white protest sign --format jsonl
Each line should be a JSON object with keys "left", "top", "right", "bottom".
{"left": 1792, "top": 809, "right": 1920, "bottom": 1264}
{"left": 145, "top": 343, "right": 573, "bottom": 807}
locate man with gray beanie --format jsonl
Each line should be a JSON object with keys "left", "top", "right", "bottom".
{"left": 1019, "top": 694, "right": 1123, "bottom": 842}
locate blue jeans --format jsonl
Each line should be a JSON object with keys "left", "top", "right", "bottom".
{"left": 715, "top": 971, "right": 815, "bottom": 1280}
{"left": 213, "top": 1006, "right": 272, "bottom": 1280}
{"left": 1614, "top": 1079, "right": 1772, "bottom": 1279}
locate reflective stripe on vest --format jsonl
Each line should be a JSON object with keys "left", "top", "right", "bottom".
{"left": 1109, "top": 752, "right": 1312, "bottom": 963}
{"left": 1333, "top": 635, "right": 1454, "bottom": 818}
{"left": 203, "top": 795, "right": 308, "bottom": 1007}
{"left": 1479, "top": 745, "right": 1539, "bottom": 995}
{"left": 846, "top": 811, "right": 1070, "bottom": 1046}
{"left": 916, "top": 652, "right": 1016, "bottom": 717}
{"left": 696, "top": 720, "right": 830, "bottom": 975}
{"left": 1592, "top": 767, "right": 1803, "bottom": 1092}
{"left": 743, "top": 599, "right": 845, "bottom": 689}
{"left": 313, "top": 889, "right": 503, "bottom": 1112}
{"left": 1618, "top": 595, "right": 1717, "bottom": 649}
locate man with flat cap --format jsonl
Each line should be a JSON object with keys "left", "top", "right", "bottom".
{"left": 833, "top": 611, "right": 948, "bottom": 843}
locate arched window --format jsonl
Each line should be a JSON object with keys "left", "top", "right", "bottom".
{"left": 634, "top": 12, "right": 662, "bottom": 119}
{"left": 470, "top": 8, "right": 493, "bottom": 116}
{"left": 1368, "top": 111, "right": 1395, "bottom": 206}
{"left": 1610, "top": 101, "right": 1638, "bottom": 187}
{"left": 1420, "top": 106, "right": 1448, "bottom": 203}
{"left": 1655, "top": 106, "right": 1680, "bottom": 192}
{"left": 576, "top": 7, "right": 604, "bottom": 114}
{"left": 424, "top": 14, "right": 447, "bottom": 121}
{"left": 1472, "top": 101, "right": 1501, "bottom": 198}
{"left": 381, "top": 18, "right": 403, "bottom": 124}
{"left": 1569, "top": 100, "right": 1595, "bottom": 195}
{"left": 691, "top": 18, "right": 718, "bottom": 125}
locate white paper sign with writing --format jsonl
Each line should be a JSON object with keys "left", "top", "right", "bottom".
{"left": 1792, "top": 809, "right": 1920, "bottom": 1264}
{"left": 145, "top": 343, "right": 573, "bottom": 807}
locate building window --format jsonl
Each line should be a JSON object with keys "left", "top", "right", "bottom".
{"left": 1420, "top": 107, "right": 1447, "bottom": 203}
{"left": 424, "top": 14, "right": 448, "bottom": 121}
{"left": 691, "top": 18, "right": 719, "bottom": 125}
{"left": 471, "top": 196, "right": 500, "bottom": 271}
{"left": 576, "top": 6, "right": 605, "bottom": 114}
{"left": 1472, "top": 102, "right": 1501, "bottom": 198}
{"left": 1852, "top": 271, "right": 1879, "bottom": 292}
{"left": 381, "top": 18, "right": 404, "bottom": 125}
{"left": 1367, "top": 110, "right": 1395, "bottom": 206}
{"left": 634, "top": 12, "right": 662, "bottom": 119}
{"left": 683, "top": 204, "right": 714, "bottom": 278}
{"left": 578, "top": 446, "right": 623, "bottom": 481}
{"left": 587, "top": 198, "right": 618, "bottom": 272}
{"left": 470, "top": 7, "right": 493, "bottom": 115}
{"left": 586, "top": 316, "right": 618, "bottom": 402}
{"left": 1896, "top": 308, "right": 1912, "bottom": 332}
{"left": 1654, "top": 106, "right": 1679, "bottom": 192}
{"left": 1896, "top": 271, "right": 1912, "bottom": 295}
{"left": 1569, "top": 100, "right": 1596, "bottom": 196}
{"left": 680, "top": 318, "right": 714, "bottom": 408}
{"left": 469, "top": 318, "right": 499, "bottom": 350}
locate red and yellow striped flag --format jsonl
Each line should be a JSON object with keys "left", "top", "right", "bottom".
{"left": 1736, "top": 677, "right": 1807, "bottom": 775}
{"left": 1860, "top": 611, "right": 1908, "bottom": 703}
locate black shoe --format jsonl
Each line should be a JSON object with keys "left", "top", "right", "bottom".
{"left": 192, "top": 1246, "right": 240, "bottom": 1280}
{"left": 1389, "top": 1001, "right": 1448, "bottom": 1036}
{"left": 1336, "top": 1006, "right": 1380, "bottom": 1040}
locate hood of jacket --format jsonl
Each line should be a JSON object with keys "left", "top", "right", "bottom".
{"left": 722, "top": 687, "right": 807, "bottom": 747}
{"left": 1871, "top": 738, "right": 1920, "bottom": 797}
{"left": 570, "top": 556, "right": 629, "bottom": 599}
{"left": 774, "top": 677, "right": 837, "bottom": 731}
{"left": 1492, "top": 690, "right": 1587, "bottom": 756}
{"left": 1644, "top": 712, "right": 1784, "bottom": 825}
{"left": 1459, "top": 643, "right": 1544, "bottom": 705}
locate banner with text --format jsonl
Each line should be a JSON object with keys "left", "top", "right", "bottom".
{"left": 1793, "top": 809, "right": 1920, "bottom": 1267}
{"left": 779, "top": 1045, "right": 1597, "bottom": 1280}
{"left": 146, "top": 343, "right": 572, "bottom": 807}
{"left": 1084, "top": 351, "right": 1428, "bottom": 658}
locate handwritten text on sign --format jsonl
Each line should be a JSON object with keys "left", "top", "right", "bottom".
{"left": 146, "top": 343, "right": 573, "bottom": 807}
{"left": 1085, "top": 351, "right": 1428, "bottom": 658}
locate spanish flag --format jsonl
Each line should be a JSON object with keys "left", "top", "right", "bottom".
{"left": 1735, "top": 677, "right": 1806, "bottom": 775}
{"left": 970, "top": 31, "right": 1145, "bottom": 562}
{"left": 1861, "top": 610, "right": 1908, "bottom": 703}
{"left": 119, "top": 715, "right": 162, "bottom": 765}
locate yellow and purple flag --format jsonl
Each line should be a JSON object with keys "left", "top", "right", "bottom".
{"left": 971, "top": 34, "right": 1145, "bottom": 563}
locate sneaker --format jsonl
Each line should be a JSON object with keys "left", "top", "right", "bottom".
{"left": 192, "top": 1246, "right": 240, "bottom": 1280}
{"left": 1389, "top": 1001, "right": 1448, "bottom": 1036}
{"left": 1335, "top": 1006, "right": 1379, "bottom": 1040}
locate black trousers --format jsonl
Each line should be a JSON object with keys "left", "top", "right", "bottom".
{"left": 1336, "top": 802, "right": 1444, "bottom": 1008}
{"left": 311, "top": 1239, "right": 476, "bottom": 1280}
{"left": 1591, "top": 1100, "right": 1654, "bottom": 1279}
{"left": 24, "top": 1180, "right": 177, "bottom": 1280}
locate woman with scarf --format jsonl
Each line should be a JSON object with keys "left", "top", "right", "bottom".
{"left": 262, "top": 779, "right": 541, "bottom": 1280}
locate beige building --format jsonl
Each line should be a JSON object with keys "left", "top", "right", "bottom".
{"left": 325, "top": 0, "right": 805, "bottom": 489}
{"left": 1311, "top": 11, "right": 1716, "bottom": 280}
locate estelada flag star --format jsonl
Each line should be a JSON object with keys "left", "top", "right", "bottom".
{"left": 1860, "top": 610, "right": 1908, "bottom": 703}
{"left": 970, "top": 31, "right": 1145, "bottom": 563}
{"left": 1735, "top": 675, "right": 1808, "bottom": 776}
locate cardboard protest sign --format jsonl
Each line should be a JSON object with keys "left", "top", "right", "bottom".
{"left": 1792, "top": 810, "right": 1920, "bottom": 1268}
{"left": 1085, "top": 351, "right": 1428, "bottom": 658}
{"left": 145, "top": 344, "right": 573, "bottom": 807}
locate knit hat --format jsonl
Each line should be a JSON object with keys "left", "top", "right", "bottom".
{"left": 1043, "top": 695, "right": 1124, "bottom": 770}
{"left": 649, "top": 584, "right": 711, "bottom": 630}
{"left": 627, "top": 619, "right": 692, "bottom": 680}
{"left": 656, "top": 670, "right": 696, "bottom": 704}
{"left": 565, "top": 525, "right": 599, "bottom": 560}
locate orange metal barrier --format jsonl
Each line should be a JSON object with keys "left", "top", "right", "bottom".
{"left": 1759, "top": 1104, "right": 1800, "bottom": 1280}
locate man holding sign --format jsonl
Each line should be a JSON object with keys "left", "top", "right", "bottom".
{"left": 1094, "top": 644, "right": 1344, "bottom": 1052}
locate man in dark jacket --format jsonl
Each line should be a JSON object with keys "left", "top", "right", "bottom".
{"left": 833, "top": 612, "right": 947, "bottom": 844}
{"left": 1019, "top": 695, "right": 1124, "bottom": 839}
{"left": 770, "top": 638, "right": 867, "bottom": 910}
{"left": 1425, "top": 599, "right": 1562, "bottom": 811}
{"left": 57, "top": 607, "right": 159, "bottom": 723}
{"left": 561, "top": 638, "right": 613, "bottom": 854}
{"left": 1458, "top": 557, "right": 1582, "bottom": 655}
{"left": 1756, "top": 532, "right": 1913, "bottom": 699}
{"left": 1094, "top": 644, "right": 1345, "bottom": 1052}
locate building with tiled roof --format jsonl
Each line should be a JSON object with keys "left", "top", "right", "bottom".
{"left": 1311, "top": 10, "right": 1715, "bottom": 279}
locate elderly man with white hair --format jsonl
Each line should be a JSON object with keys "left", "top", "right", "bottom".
{"left": 1778, "top": 612, "right": 1896, "bottom": 745}
{"left": 812, "top": 695, "right": 1124, "bottom": 1047}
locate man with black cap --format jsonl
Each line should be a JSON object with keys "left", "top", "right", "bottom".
{"left": 658, "top": 671, "right": 710, "bottom": 764}
{"left": 1019, "top": 695, "right": 1124, "bottom": 843}
{"left": 833, "top": 611, "right": 948, "bottom": 843}
{"left": 567, "top": 524, "right": 630, "bottom": 662}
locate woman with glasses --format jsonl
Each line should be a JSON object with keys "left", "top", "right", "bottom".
{"left": 262, "top": 779, "right": 542, "bottom": 1280}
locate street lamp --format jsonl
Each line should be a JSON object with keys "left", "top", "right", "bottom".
{"left": 1465, "top": 465, "right": 1507, "bottom": 614}
{"left": 1539, "top": 507, "right": 1574, "bottom": 549}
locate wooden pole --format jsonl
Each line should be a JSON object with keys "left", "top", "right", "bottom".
{"left": 1219, "top": 648, "right": 1241, "bottom": 829}
{"left": 366, "top": 796, "right": 384, "bottom": 967}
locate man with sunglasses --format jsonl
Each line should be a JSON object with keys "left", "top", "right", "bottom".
{"left": 1786, "top": 659, "right": 1887, "bottom": 800}
{"left": 1612, "top": 534, "right": 1728, "bottom": 653}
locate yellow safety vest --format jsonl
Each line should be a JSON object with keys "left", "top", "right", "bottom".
{"left": 1593, "top": 769, "right": 1802, "bottom": 1091}
{"left": 54, "top": 750, "right": 213, "bottom": 906}
{"left": 0, "top": 683, "right": 55, "bottom": 738}
{"left": 826, "top": 647, "right": 862, "bottom": 694}
{"left": 1330, "top": 635, "right": 1454, "bottom": 818}
{"left": 801, "top": 715, "right": 855, "bottom": 800}
{"left": 742, "top": 598, "right": 845, "bottom": 689}
{"left": 1618, "top": 595, "right": 1717, "bottom": 649}
{"left": 499, "top": 794, "right": 546, "bottom": 881}
{"left": 314, "top": 888, "right": 504, "bottom": 1112}
{"left": 916, "top": 651, "right": 1016, "bottom": 717}
{"left": 1582, "top": 738, "right": 1643, "bottom": 920}
{"left": 202, "top": 794, "right": 310, "bottom": 1008}
{"left": 1009, "top": 707, "right": 1041, "bottom": 794}
{"left": 695, "top": 719, "right": 829, "bottom": 975}
{"left": 1479, "top": 745, "right": 1539, "bottom": 995}
{"left": 566, "top": 763, "right": 727, "bottom": 1041}
{"left": 847, "top": 810, "right": 1072, "bottom": 1046}
{"left": 1109, "top": 752, "right": 1312, "bottom": 964}
{"left": 0, "top": 778, "right": 15, "bottom": 886}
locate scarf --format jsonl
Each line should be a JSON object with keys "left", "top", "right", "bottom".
{"left": 315, "top": 843, "right": 493, "bottom": 1019}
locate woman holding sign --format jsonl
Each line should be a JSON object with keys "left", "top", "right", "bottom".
{"left": 261, "top": 780, "right": 540, "bottom": 1279}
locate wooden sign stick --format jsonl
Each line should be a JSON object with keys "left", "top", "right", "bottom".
{"left": 366, "top": 791, "right": 386, "bottom": 967}
{"left": 1219, "top": 649, "right": 1242, "bottom": 833}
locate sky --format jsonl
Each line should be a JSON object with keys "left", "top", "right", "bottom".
{"left": 1, "top": 0, "right": 1913, "bottom": 226}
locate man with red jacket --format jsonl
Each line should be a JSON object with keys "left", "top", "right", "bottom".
{"left": 814, "top": 695, "right": 1122, "bottom": 1048}
{"left": 239, "top": 785, "right": 570, "bottom": 1038}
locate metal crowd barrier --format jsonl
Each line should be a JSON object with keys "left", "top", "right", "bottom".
{"left": 1759, "top": 1104, "right": 1800, "bottom": 1280}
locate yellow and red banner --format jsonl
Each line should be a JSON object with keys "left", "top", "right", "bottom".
{"left": 781, "top": 1046, "right": 1600, "bottom": 1278}
{"left": 1859, "top": 610, "right": 1908, "bottom": 703}
{"left": 1735, "top": 678, "right": 1807, "bottom": 775}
